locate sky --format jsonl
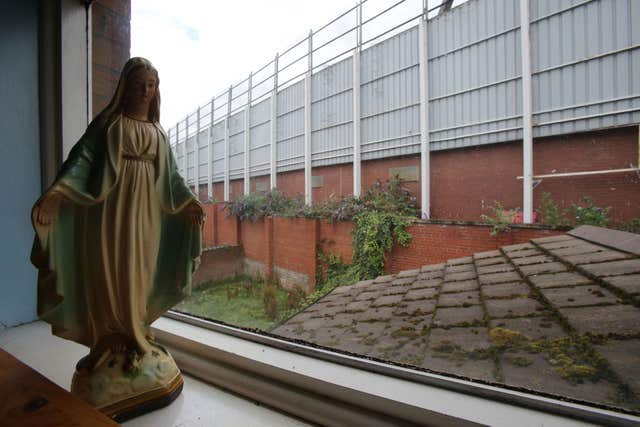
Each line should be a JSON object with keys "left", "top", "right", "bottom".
{"left": 131, "top": 0, "right": 463, "bottom": 131}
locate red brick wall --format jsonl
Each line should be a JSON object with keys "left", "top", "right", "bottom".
{"left": 215, "top": 204, "right": 239, "bottom": 245}
{"left": 273, "top": 217, "right": 318, "bottom": 281}
{"left": 431, "top": 144, "right": 521, "bottom": 220}
{"left": 277, "top": 170, "right": 305, "bottom": 197}
{"left": 386, "top": 223, "right": 564, "bottom": 274}
{"left": 240, "top": 219, "right": 268, "bottom": 264}
{"left": 230, "top": 179, "right": 243, "bottom": 200}
{"left": 250, "top": 176, "right": 270, "bottom": 193}
{"left": 312, "top": 164, "right": 353, "bottom": 202}
{"left": 202, "top": 203, "right": 216, "bottom": 247}
{"left": 363, "top": 156, "right": 422, "bottom": 207}
{"left": 92, "top": 0, "right": 130, "bottom": 118}
{"left": 213, "top": 182, "right": 224, "bottom": 201}
{"left": 532, "top": 127, "right": 640, "bottom": 223}
{"left": 429, "top": 126, "right": 640, "bottom": 223}
{"left": 192, "top": 246, "right": 243, "bottom": 287}
{"left": 319, "top": 220, "right": 354, "bottom": 263}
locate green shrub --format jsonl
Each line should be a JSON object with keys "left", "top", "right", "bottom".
{"left": 481, "top": 202, "right": 519, "bottom": 236}
{"left": 619, "top": 217, "right": 640, "bottom": 234}
{"left": 568, "top": 196, "right": 610, "bottom": 227}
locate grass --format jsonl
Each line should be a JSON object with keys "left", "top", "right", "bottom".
{"left": 174, "top": 275, "right": 290, "bottom": 330}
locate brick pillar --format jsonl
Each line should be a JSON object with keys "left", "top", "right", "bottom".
{"left": 264, "top": 217, "right": 274, "bottom": 280}
{"left": 212, "top": 205, "right": 219, "bottom": 246}
{"left": 311, "top": 218, "right": 320, "bottom": 291}
{"left": 92, "top": 0, "right": 131, "bottom": 118}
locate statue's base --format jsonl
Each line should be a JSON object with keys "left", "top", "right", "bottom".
{"left": 71, "top": 346, "right": 183, "bottom": 422}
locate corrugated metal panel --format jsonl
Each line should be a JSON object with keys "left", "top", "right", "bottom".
{"left": 360, "top": 25, "right": 421, "bottom": 159}
{"left": 531, "top": 0, "right": 640, "bottom": 137}
{"left": 170, "top": 0, "right": 640, "bottom": 183}
{"left": 277, "top": 79, "right": 305, "bottom": 172}
{"left": 427, "top": 0, "right": 522, "bottom": 150}
{"left": 197, "top": 129, "right": 208, "bottom": 183}
{"left": 250, "top": 98, "right": 270, "bottom": 126}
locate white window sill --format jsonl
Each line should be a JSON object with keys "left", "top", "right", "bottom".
{"left": 153, "top": 313, "right": 640, "bottom": 427}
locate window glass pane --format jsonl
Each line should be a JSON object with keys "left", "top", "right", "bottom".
{"left": 133, "top": 0, "right": 640, "bottom": 418}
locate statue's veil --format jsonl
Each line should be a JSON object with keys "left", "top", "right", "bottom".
{"left": 94, "top": 57, "right": 161, "bottom": 125}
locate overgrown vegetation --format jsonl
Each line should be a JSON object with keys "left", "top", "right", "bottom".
{"left": 174, "top": 275, "right": 290, "bottom": 330}
{"left": 227, "top": 176, "right": 419, "bottom": 284}
{"left": 481, "top": 193, "right": 614, "bottom": 235}
{"left": 480, "top": 202, "right": 520, "bottom": 236}
{"left": 538, "top": 193, "right": 611, "bottom": 227}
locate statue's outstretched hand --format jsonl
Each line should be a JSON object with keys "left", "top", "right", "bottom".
{"left": 185, "top": 200, "right": 204, "bottom": 226}
{"left": 34, "top": 191, "right": 64, "bottom": 226}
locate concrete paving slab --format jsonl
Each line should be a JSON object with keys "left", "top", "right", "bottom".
{"left": 519, "top": 262, "right": 567, "bottom": 277}
{"left": 410, "top": 279, "right": 443, "bottom": 289}
{"left": 443, "top": 271, "right": 477, "bottom": 282}
{"left": 355, "top": 290, "right": 383, "bottom": 301}
{"left": 421, "top": 353, "right": 496, "bottom": 383}
{"left": 433, "top": 305, "right": 485, "bottom": 327}
{"left": 540, "top": 285, "right": 618, "bottom": 307}
{"left": 475, "top": 256, "right": 507, "bottom": 266}
{"left": 481, "top": 282, "right": 530, "bottom": 299}
{"left": 562, "top": 251, "right": 631, "bottom": 265}
{"left": 485, "top": 298, "right": 545, "bottom": 318}
{"left": 429, "top": 327, "right": 491, "bottom": 351}
{"left": 344, "top": 300, "right": 373, "bottom": 313}
{"left": 548, "top": 243, "right": 605, "bottom": 257}
{"left": 506, "top": 249, "right": 544, "bottom": 259}
{"left": 418, "top": 270, "right": 445, "bottom": 280}
{"left": 441, "top": 280, "right": 479, "bottom": 293}
{"left": 602, "top": 274, "right": 640, "bottom": 295}
{"left": 535, "top": 237, "right": 586, "bottom": 250}
{"left": 581, "top": 259, "right": 640, "bottom": 277}
{"left": 594, "top": 339, "right": 640, "bottom": 395}
{"left": 476, "top": 263, "right": 516, "bottom": 275}
{"left": 391, "top": 277, "right": 416, "bottom": 286}
{"left": 437, "top": 291, "right": 481, "bottom": 307}
{"left": 395, "top": 300, "right": 437, "bottom": 316}
{"left": 503, "top": 243, "right": 536, "bottom": 252}
{"left": 529, "top": 272, "right": 592, "bottom": 289}
{"left": 499, "top": 352, "right": 619, "bottom": 407}
{"left": 474, "top": 249, "right": 502, "bottom": 259}
{"left": 372, "top": 294, "right": 404, "bottom": 307}
{"left": 381, "top": 284, "right": 413, "bottom": 296}
{"left": 447, "top": 257, "right": 473, "bottom": 265}
{"left": 512, "top": 255, "right": 555, "bottom": 266}
{"left": 396, "top": 268, "right": 420, "bottom": 278}
{"left": 404, "top": 287, "right": 438, "bottom": 301}
{"left": 531, "top": 234, "right": 573, "bottom": 244}
{"left": 353, "top": 306, "right": 395, "bottom": 323}
{"left": 421, "top": 263, "right": 445, "bottom": 272}
{"left": 559, "top": 305, "right": 640, "bottom": 336}
{"left": 490, "top": 317, "right": 567, "bottom": 340}
{"left": 478, "top": 271, "right": 522, "bottom": 285}
{"left": 446, "top": 263, "right": 475, "bottom": 274}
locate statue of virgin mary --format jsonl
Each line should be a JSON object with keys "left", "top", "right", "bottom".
{"left": 31, "top": 57, "right": 202, "bottom": 419}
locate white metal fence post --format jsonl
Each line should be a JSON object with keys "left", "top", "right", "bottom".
{"left": 184, "top": 115, "right": 190, "bottom": 186}
{"left": 352, "top": 1, "right": 362, "bottom": 198}
{"left": 520, "top": 0, "right": 533, "bottom": 223}
{"left": 419, "top": 0, "right": 430, "bottom": 219}
{"left": 244, "top": 73, "right": 252, "bottom": 195}
{"left": 195, "top": 107, "right": 201, "bottom": 197}
{"left": 224, "top": 86, "right": 232, "bottom": 201}
{"left": 304, "top": 30, "right": 313, "bottom": 205}
{"left": 270, "top": 54, "right": 279, "bottom": 190}
{"left": 207, "top": 98, "right": 214, "bottom": 200}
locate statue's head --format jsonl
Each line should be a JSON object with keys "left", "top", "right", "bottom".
{"left": 103, "top": 57, "right": 161, "bottom": 123}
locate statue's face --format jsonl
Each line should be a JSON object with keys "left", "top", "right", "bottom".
{"left": 125, "top": 67, "right": 157, "bottom": 112}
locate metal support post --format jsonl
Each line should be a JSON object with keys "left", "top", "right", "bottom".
{"left": 353, "top": 1, "right": 362, "bottom": 198}
{"left": 419, "top": 1, "right": 430, "bottom": 219}
{"left": 520, "top": 0, "right": 533, "bottom": 223}
{"left": 244, "top": 73, "right": 252, "bottom": 195}
{"left": 304, "top": 30, "right": 313, "bottom": 205}
{"left": 270, "top": 54, "right": 279, "bottom": 190}
{"left": 195, "top": 107, "right": 201, "bottom": 196}
{"left": 224, "top": 86, "right": 232, "bottom": 201}
{"left": 184, "top": 115, "right": 190, "bottom": 186}
{"left": 207, "top": 98, "right": 214, "bottom": 200}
